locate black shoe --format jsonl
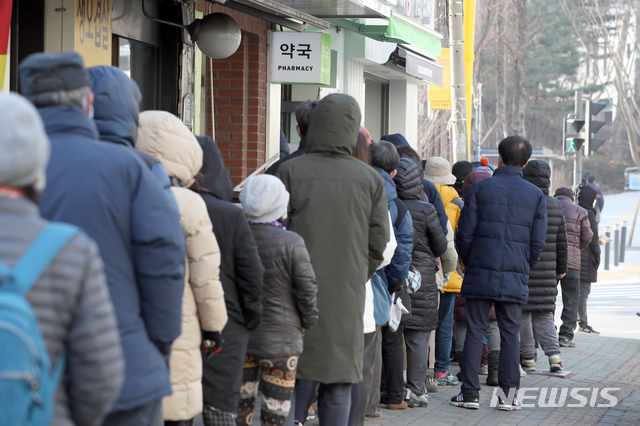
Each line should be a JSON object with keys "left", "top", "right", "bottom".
{"left": 497, "top": 396, "right": 522, "bottom": 411}
{"left": 450, "top": 392, "right": 479, "bottom": 409}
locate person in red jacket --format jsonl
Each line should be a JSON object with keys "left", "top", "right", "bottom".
{"left": 553, "top": 187, "right": 593, "bottom": 348}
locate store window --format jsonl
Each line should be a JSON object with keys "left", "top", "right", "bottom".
{"left": 364, "top": 75, "right": 389, "bottom": 141}
{"left": 113, "top": 36, "right": 158, "bottom": 112}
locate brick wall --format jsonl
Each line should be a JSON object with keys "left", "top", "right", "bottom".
{"left": 196, "top": 1, "right": 269, "bottom": 185}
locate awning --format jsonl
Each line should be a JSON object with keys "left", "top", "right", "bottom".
{"left": 221, "top": 0, "right": 331, "bottom": 31}
{"left": 271, "top": 0, "right": 390, "bottom": 19}
{"left": 327, "top": 13, "right": 443, "bottom": 57}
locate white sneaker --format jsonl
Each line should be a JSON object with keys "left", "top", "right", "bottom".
{"left": 519, "top": 364, "right": 527, "bottom": 377}
{"left": 497, "top": 397, "right": 522, "bottom": 411}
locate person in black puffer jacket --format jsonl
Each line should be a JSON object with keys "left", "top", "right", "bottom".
{"left": 190, "top": 136, "right": 265, "bottom": 426}
{"left": 521, "top": 160, "right": 568, "bottom": 373}
{"left": 238, "top": 175, "right": 319, "bottom": 426}
{"left": 390, "top": 156, "right": 447, "bottom": 406}
{"left": 576, "top": 183, "right": 601, "bottom": 334}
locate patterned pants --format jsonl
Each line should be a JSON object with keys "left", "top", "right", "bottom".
{"left": 237, "top": 355, "right": 298, "bottom": 426}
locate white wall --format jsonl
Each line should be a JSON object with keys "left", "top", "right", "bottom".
{"left": 389, "top": 79, "right": 419, "bottom": 148}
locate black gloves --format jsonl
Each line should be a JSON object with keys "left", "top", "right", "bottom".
{"left": 202, "top": 331, "right": 224, "bottom": 359}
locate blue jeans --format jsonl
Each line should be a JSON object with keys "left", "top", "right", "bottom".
{"left": 434, "top": 292, "right": 456, "bottom": 374}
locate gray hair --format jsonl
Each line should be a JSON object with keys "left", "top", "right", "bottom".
{"left": 25, "top": 86, "right": 90, "bottom": 108}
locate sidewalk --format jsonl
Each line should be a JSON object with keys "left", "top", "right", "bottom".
{"left": 303, "top": 333, "right": 640, "bottom": 425}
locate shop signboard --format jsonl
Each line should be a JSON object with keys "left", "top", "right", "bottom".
{"left": 428, "top": 48, "right": 451, "bottom": 110}
{"left": 270, "top": 32, "right": 331, "bottom": 85}
{"left": 404, "top": 50, "right": 442, "bottom": 85}
{"left": 75, "top": 0, "right": 112, "bottom": 67}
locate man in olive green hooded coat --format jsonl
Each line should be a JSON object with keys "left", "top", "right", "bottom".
{"left": 276, "top": 93, "right": 389, "bottom": 424}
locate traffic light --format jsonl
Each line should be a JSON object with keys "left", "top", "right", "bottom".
{"left": 563, "top": 117, "right": 585, "bottom": 153}
{"left": 584, "top": 100, "right": 606, "bottom": 156}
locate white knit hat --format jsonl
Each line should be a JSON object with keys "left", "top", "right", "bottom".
{"left": 240, "top": 175, "right": 290, "bottom": 222}
{"left": 0, "top": 93, "right": 50, "bottom": 190}
{"left": 423, "top": 156, "right": 456, "bottom": 186}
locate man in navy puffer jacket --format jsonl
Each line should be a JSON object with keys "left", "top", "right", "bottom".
{"left": 87, "top": 66, "right": 177, "bottom": 205}
{"left": 452, "top": 136, "right": 547, "bottom": 411}
{"left": 20, "top": 52, "right": 186, "bottom": 425}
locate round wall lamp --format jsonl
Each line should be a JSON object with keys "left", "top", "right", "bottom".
{"left": 187, "top": 13, "right": 242, "bottom": 59}
{"left": 142, "top": 0, "right": 242, "bottom": 59}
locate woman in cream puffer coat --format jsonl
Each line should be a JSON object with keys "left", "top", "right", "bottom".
{"left": 137, "top": 110, "right": 228, "bottom": 424}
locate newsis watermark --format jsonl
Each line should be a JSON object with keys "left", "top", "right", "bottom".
{"left": 490, "top": 387, "right": 620, "bottom": 408}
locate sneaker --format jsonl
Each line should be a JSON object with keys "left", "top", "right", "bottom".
{"left": 497, "top": 396, "right": 522, "bottom": 411}
{"left": 479, "top": 364, "right": 489, "bottom": 375}
{"left": 435, "top": 371, "right": 459, "bottom": 386}
{"left": 405, "top": 389, "right": 428, "bottom": 408}
{"left": 426, "top": 375, "right": 439, "bottom": 393}
{"left": 558, "top": 336, "right": 576, "bottom": 347}
{"left": 386, "top": 401, "right": 408, "bottom": 410}
{"left": 579, "top": 325, "right": 600, "bottom": 334}
{"left": 519, "top": 364, "right": 527, "bottom": 377}
{"left": 450, "top": 392, "right": 480, "bottom": 409}
{"left": 365, "top": 411, "right": 383, "bottom": 420}
{"left": 521, "top": 359, "right": 536, "bottom": 373}
{"left": 306, "top": 406, "right": 316, "bottom": 421}
{"left": 549, "top": 355, "right": 563, "bottom": 372}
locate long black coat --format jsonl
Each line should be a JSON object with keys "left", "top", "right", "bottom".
{"left": 522, "top": 161, "right": 568, "bottom": 312}
{"left": 577, "top": 184, "right": 601, "bottom": 283}
{"left": 192, "top": 136, "right": 264, "bottom": 330}
{"left": 394, "top": 157, "right": 448, "bottom": 331}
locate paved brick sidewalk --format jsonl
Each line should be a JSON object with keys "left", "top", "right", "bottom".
{"left": 302, "top": 333, "right": 640, "bottom": 426}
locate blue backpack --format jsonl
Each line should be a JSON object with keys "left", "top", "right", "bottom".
{"left": 0, "top": 223, "right": 79, "bottom": 426}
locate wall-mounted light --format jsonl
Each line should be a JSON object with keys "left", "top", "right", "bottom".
{"left": 142, "top": 0, "right": 241, "bottom": 59}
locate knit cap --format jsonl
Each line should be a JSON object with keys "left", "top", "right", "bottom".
{"left": 240, "top": 175, "right": 290, "bottom": 223}
{"left": 0, "top": 92, "right": 50, "bottom": 190}
{"left": 462, "top": 168, "right": 492, "bottom": 199}
{"left": 474, "top": 157, "right": 495, "bottom": 174}
{"left": 424, "top": 156, "right": 456, "bottom": 186}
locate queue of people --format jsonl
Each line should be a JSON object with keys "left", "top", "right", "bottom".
{"left": 0, "top": 50, "right": 603, "bottom": 426}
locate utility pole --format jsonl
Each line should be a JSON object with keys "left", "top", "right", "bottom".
{"left": 574, "top": 90, "right": 583, "bottom": 188}
{"left": 475, "top": 82, "right": 483, "bottom": 161}
{"left": 448, "top": 0, "right": 467, "bottom": 162}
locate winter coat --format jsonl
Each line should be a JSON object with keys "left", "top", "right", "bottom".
{"left": 456, "top": 166, "right": 547, "bottom": 304}
{"left": 248, "top": 224, "right": 318, "bottom": 358}
{"left": 191, "top": 137, "right": 264, "bottom": 411}
{"left": 136, "top": 111, "right": 228, "bottom": 421}
{"left": 366, "top": 213, "right": 396, "bottom": 331}
{"left": 380, "top": 134, "right": 448, "bottom": 236}
{"left": 454, "top": 295, "right": 496, "bottom": 322}
{"left": 371, "top": 170, "right": 413, "bottom": 326}
{"left": 192, "top": 136, "right": 263, "bottom": 330}
{"left": 275, "top": 93, "right": 389, "bottom": 384}
{"left": 577, "top": 184, "right": 601, "bottom": 283}
{"left": 266, "top": 136, "right": 308, "bottom": 176}
{"left": 588, "top": 182, "right": 604, "bottom": 223}
{"left": 1, "top": 196, "right": 124, "bottom": 426}
{"left": 522, "top": 161, "right": 568, "bottom": 312}
{"left": 394, "top": 157, "right": 448, "bottom": 331}
{"left": 554, "top": 187, "right": 593, "bottom": 270}
{"left": 436, "top": 221, "right": 458, "bottom": 291}
{"left": 38, "top": 105, "right": 185, "bottom": 411}
{"left": 436, "top": 184, "right": 464, "bottom": 293}
{"left": 87, "top": 66, "right": 177, "bottom": 203}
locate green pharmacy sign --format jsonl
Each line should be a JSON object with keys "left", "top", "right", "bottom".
{"left": 270, "top": 32, "right": 332, "bottom": 85}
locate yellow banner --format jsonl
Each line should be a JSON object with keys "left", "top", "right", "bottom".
{"left": 429, "top": 48, "right": 451, "bottom": 110}
{"left": 75, "top": 0, "right": 112, "bottom": 67}
{"left": 463, "top": 0, "right": 476, "bottom": 159}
